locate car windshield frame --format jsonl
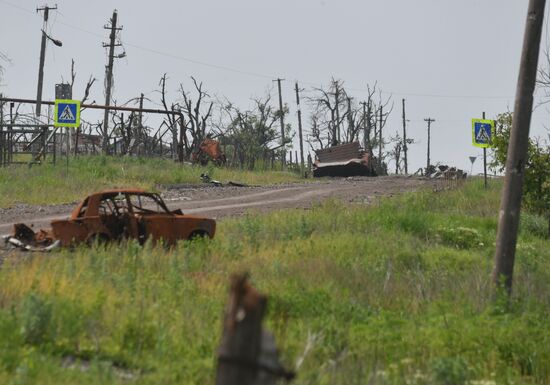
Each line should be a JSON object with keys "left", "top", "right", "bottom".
{"left": 128, "top": 192, "right": 171, "bottom": 214}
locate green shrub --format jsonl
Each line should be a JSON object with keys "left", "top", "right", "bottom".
{"left": 20, "top": 293, "right": 52, "bottom": 346}
{"left": 430, "top": 356, "right": 470, "bottom": 385}
{"left": 435, "top": 226, "right": 484, "bottom": 249}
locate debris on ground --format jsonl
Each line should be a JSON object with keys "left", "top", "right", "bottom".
{"left": 414, "top": 164, "right": 467, "bottom": 179}
{"left": 313, "top": 142, "right": 377, "bottom": 177}
{"left": 200, "top": 173, "right": 248, "bottom": 187}
{"left": 3, "top": 189, "right": 216, "bottom": 251}
{"left": 3, "top": 223, "right": 60, "bottom": 251}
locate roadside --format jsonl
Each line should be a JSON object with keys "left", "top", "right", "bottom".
{"left": 0, "top": 176, "right": 435, "bottom": 235}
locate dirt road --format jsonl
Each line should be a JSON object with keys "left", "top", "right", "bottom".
{"left": 0, "top": 176, "right": 434, "bottom": 235}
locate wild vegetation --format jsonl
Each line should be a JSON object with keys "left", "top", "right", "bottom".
{"left": 0, "top": 179, "right": 549, "bottom": 384}
{"left": 0, "top": 155, "right": 302, "bottom": 208}
{"left": 492, "top": 112, "right": 550, "bottom": 237}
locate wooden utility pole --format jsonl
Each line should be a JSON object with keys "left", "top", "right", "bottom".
{"left": 102, "top": 10, "right": 123, "bottom": 154}
{"left": 35, "top": 5, "right": 58, "bottom": 160}
{"left": 402, "top": 98, "right": 408, "bottom": 174}
{"left": 361, "top": 101, "right": 367, "bottom": 150}
{"left": 493, "top": 0, "right": 546, "bottom": 295}
{"left": 482, "top": 111, "right": 488, "bottom": 189}
{"left": 0, "top": 94, "right": 4, "bottom": 167}
{"left": 366, "top": 101, "right": 373, "bottom": 155}
{"left": 378, "top": 106, "right": 383, "bottom": 167}
{"left": 139, "top": 93, "right": 144, "bottom": 155}
{"left": 335, "top": 84, "right": 341, "bottom": 143}
{"left": 294, "top": 82, "right": 305, "bottom": 174}
{"left": 274, "top": 78, "right": 285, "bottom": 168}
{"left": 424, "top": 118, "right": 435, "bottom": 170}
{"left": 35, "top": 5, "right": 57, "bottom": 121}
{"left": 346, "top": 96, "right": 354, "bottom": 142}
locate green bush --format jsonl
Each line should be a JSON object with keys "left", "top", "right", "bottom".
{"left": 20, "top": 293, "right": 52, "bottom": 346}
{"left": 435, "top": 226, "right": 484, "bottom": 249}
{"left": 430, "top": 356, "right": 470, "bottom": 385}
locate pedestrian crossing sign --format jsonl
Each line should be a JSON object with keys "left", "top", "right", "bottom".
{"left": 471, "top": 119, "right": 494, "bottom": 148}
{"left": 54, "top": 99, "right": 81, "bottom": 127}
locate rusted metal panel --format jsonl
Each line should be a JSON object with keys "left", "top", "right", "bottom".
{"left": 315, "top": 142, "right": 361, "bottom": 163}
{"left": 192, "top": 138, "right": 227, "bottom": 166}
{"left": 313, "top": 142, "right": 376, "bottom": 177}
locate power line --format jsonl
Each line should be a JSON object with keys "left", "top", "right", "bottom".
{"left": 0, "top": 0, "right": 521, "bottom": 100}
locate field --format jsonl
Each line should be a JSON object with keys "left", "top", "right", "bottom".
{"left": 1, "top": 179, "right": 550, "bottom": 385}
{"left": 0, "top": 156, "right": 302, "bottom": 208}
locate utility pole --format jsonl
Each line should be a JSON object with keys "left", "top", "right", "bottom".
{"left": 274, "top": 78, "right": 285, "bottom": 168}
{"left": 35, "top": 5, "right": 57, "bottom": 121}
{"left": 493, "top": 0, "right": 546, "bottom": 295}
{"left": 361, "top": 102, "right": 367, "bottom": 150}
{"left": 139, "top": 93, "right": 144, "bottom": 155}
{"left": 346, "top": 97, "right": 354, "bottom": 142}
{"left": 0, "top": 94, "right": 3, "bottom": 167}
{"left": 335, "top": 84, "right": 341, "bottom": 143}
{"left": 366, "top": 101, "right": 373, "bottom": 155}
{"left": 35, "top": 5, "right": 58, "bottom": 160}
{"left": 102, "top": 10, "right": 123, "bottom": 155}
{"left": 482, "top": 111, "right": 488, "bottom": 189}
{"left": 378, "top": 106, "right": 383, "bottom": 168}
{"left": 424, "top": 118, "right": 435, "bottom": 170}
{"left": 295, "top": 82, "right": 305, "bottom": 174}
{"left": 402, "top": 98, "right": 408, "bottom": 174}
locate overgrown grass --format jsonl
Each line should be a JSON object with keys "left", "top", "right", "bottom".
{"left": 0, "top": 155, "right": 303, "bottom": 208}
{"left": 0, "top": 180, "right": 549, "bottom": 384}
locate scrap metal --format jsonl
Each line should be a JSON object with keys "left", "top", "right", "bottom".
{"left": 3, "top": 189, "right": 216, "bottom": 251}
{"left": 313, "top": 142, "right": 376, "bottom": 177}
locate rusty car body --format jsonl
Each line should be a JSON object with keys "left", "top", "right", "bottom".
{"left": 3, "top": 189, "right": 216, "bottom": 250}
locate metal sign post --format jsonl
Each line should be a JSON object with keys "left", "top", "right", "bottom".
{"left": 54, "top": 99, "right": 80, "bottom": 177}
{"left": 468, "top": 156, "right": 477, "bottom": 176}
{"left": 471, "top": 116, "right": 495, "bottom": 188}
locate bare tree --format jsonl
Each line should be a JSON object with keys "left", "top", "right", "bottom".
{"left": 179, "top": 76, "right": 214, "bottom": 154}
{"left": 0, "top": 51, "right": 10, "bottom": 85}
{"left": 537, "top": 33, "right": 550, "bottom": 107}
{"left": 307, "top": 78, "right": 349, "bottom": 148}
{"left": 307, "top": 79, "right": 393, "bottom": 168}
{"left": 218, "top": 93, "right": 290, "bottom": 169}
{"left": 388, "top": 132, "right": 403, "bottom": 174}
{"left": 158, "top": 73, "right": 186, "bottom": 161}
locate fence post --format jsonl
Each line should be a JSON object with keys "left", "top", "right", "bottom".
{"left": 216, "top": 274, "right": 294, "bottom": 385}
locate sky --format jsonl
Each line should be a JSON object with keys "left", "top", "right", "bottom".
{"left": 1, "top": 0, "right": 549, "bottom": 174}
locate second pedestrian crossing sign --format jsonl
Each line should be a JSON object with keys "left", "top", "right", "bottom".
{"left": 471, "top": 119, "right": 494, "bottom": 148}
{"left": 54, "top": 99, "right": 81, "bottom": 127}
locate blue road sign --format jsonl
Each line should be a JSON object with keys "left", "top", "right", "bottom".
{"left": 471, "top": 119, "right": 494, "bottom": 148}
{"left": 54, "top": 99, "right": 81, "bottom": 127}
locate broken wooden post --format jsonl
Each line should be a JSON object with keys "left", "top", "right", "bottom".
{"left": 216, "top": 273, "right": 294, "bottom": 385}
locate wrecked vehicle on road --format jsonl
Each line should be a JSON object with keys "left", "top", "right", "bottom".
{"left": 3, "top": 189, "right": 216, "bottom": 251}
{"left": 313, "top": 142, "right": 378, "bottom": 177}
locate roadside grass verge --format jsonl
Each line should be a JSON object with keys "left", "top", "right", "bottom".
{"left": 1, "top": 179, "right": 549, "bottom": 384}
{"left": 0, "top": 155, "right": 303, "bottom": 208}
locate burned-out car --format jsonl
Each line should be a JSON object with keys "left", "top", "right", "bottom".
{"left": 3, "top": 189, "right": 216, "bottom": 250}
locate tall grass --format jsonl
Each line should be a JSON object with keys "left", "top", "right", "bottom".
{"left": 0, "top": 180, "right": 549, "bottom": 384}
{"left": 0, "top": 155, "right": 303, "bottom": 208}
